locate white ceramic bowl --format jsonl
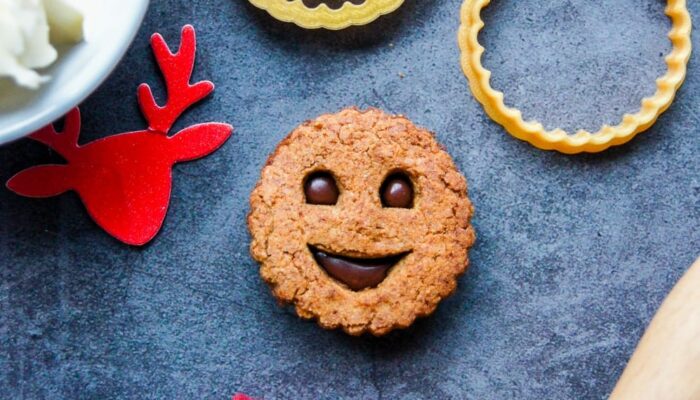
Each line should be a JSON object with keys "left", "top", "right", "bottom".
{"left": 0, "top": 0, "right": 150, "bottom": 145}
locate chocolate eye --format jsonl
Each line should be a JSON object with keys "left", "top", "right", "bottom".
{"left": 380, "top": 173, "right": 414, "bottom": 208}
{"left": 304, "top": 172, "right": 339, "bottom": 205}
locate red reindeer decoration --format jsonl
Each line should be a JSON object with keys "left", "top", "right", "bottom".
{"left": 7, "top": 25, "right": 233, "bottom": 246}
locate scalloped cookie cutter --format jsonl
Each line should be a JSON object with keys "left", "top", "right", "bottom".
{"left": 249, "top": 0, "right": 405, "bottom": 30}
{"left": 458, "top": 0, "right": 692, "bottom": 154}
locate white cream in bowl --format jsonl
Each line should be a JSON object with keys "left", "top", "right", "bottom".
{"left": 0, "top": 0, "right": 85, "bottom": 89}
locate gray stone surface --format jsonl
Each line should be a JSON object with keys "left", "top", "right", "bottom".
{"left": 0, "top": 0, "right": 698, "bottom": 398}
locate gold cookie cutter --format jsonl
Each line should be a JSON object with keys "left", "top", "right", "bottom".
{"left": 458, "top": 0, "right": 692, "bottom": 154}
{"left": 249, "top": 0, "right": 405, "bottom": 30}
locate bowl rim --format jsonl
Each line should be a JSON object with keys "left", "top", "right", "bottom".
{"left": 0, "top": 0, "right": 150, "bottom": 145}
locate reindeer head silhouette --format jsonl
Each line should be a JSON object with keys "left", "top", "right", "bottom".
{"left": 7, "top": 25, "right": 233, "bottom": 245}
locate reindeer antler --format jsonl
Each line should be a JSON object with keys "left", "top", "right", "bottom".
{"left": 137, "top": 25, "right": 214, "bottom": 135}
{"left": 29, "top": 107, "right": 82, "bottom": 160}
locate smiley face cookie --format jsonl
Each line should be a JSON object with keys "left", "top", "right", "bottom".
{"left": 248, "top": 0, "right": 405, "bottom": 30}
{"left": 248, "top": 108, "right": 476, "bottom": 335}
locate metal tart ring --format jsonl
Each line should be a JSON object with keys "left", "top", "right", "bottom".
{"left": 249, "top": 0, "right": 405, "bottom": 30}
{"left": 458, "top": 0, "right": 692, "bottom": 154}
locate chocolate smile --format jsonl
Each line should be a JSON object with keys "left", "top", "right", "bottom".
{"left": 301, "top": 0, "right": 365, "bottom": 10}
{"left": 309, "top": 245, "right": 409, "bottom": 291}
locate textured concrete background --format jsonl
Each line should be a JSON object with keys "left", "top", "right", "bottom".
{"left": 1, "top": 0, "right": 698, "bottom": 398}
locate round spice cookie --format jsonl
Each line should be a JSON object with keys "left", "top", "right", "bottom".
{"left": 248, "top": 108, "right": 476, "bottom": 336}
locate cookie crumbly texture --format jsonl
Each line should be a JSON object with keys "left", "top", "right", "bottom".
{"left": 248, "top": 108, "right": 476, "bottom": 336}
